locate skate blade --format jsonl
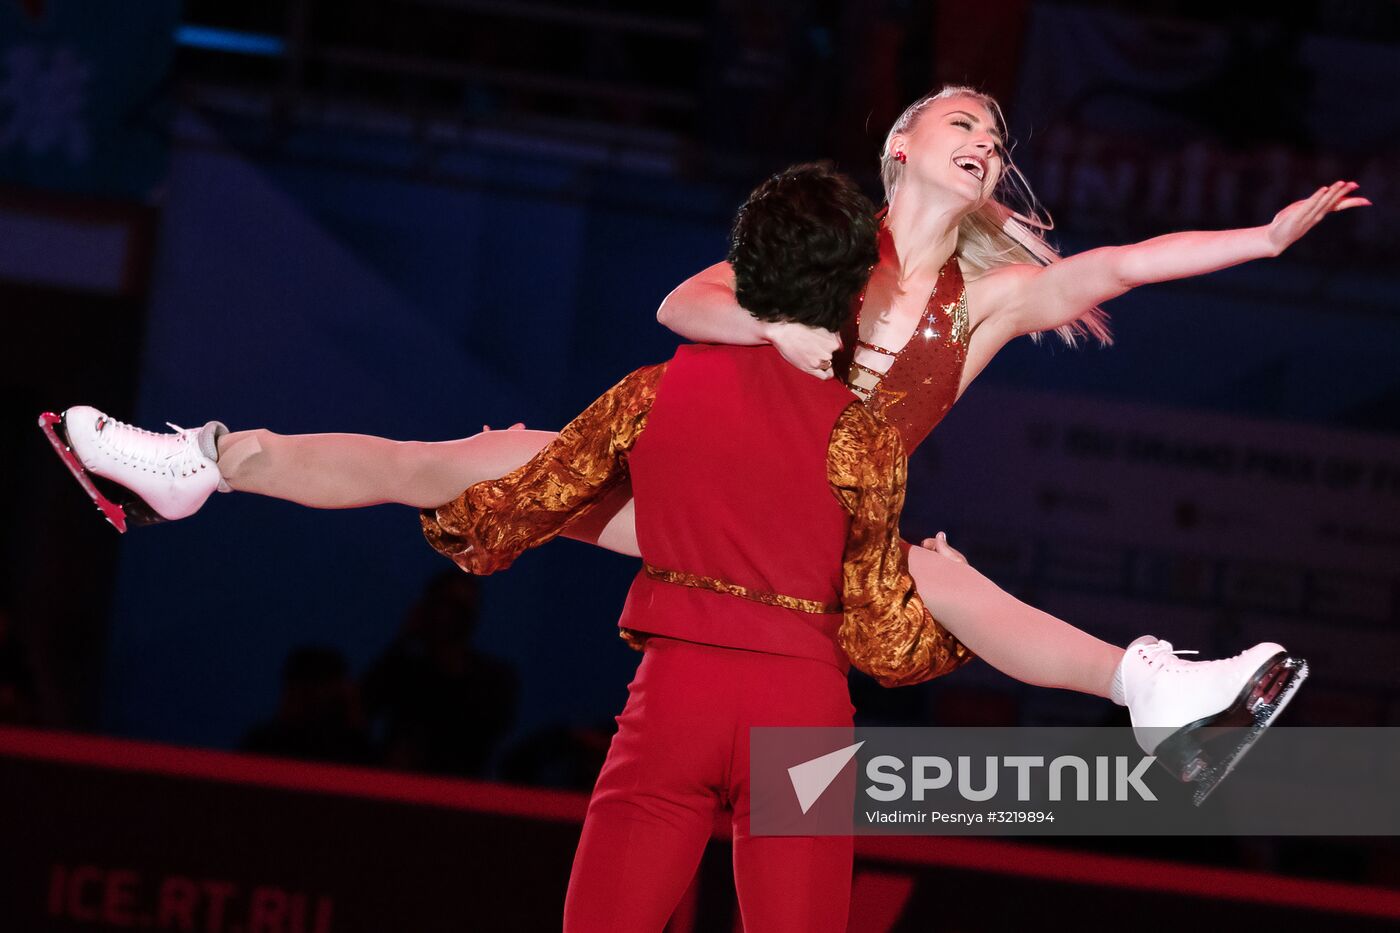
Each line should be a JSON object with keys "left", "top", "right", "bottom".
{"left": 38, "top": 412, "right": 168, "bottom": 534}
{"left": 1152, "top": 655, "right": 1309, "bottom": 805}
{"left": 39, "top": 412, "right": 127, "bottom": 533}
{"left": 1188, "top": 658, "right": 1308, "bottom": 806}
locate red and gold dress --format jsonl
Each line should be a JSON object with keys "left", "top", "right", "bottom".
{"left": 834, "top": 254, "right": 969, "bottom": 455}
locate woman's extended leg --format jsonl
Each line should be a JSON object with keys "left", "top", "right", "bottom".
{"left": 215, "top": 428, "right": 558, "bottom": 509}
{"left": 905, "top": 541, "right": 1310, "bottom": 800}
{"left": 52, "top": 406, "right": 640, "bottom": 550}
{"left": 905, "top": 544, "right": 1124, "bottom": 698}
{"left": 216, "top": 427, "right": 641, "bottom": 555}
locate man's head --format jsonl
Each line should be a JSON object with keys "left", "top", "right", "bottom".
{"left": 728, "top": 162, "right": 878, "bottom": 333}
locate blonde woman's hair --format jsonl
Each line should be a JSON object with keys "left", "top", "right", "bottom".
{"left": 880, "top": 85, "right": 1111, "bottom": 346}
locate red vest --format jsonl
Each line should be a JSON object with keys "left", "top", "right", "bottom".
{"left": 618, "top": 344, "right": 857, "bottom": 671}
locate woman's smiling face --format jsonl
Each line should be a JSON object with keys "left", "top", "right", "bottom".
{"left": 892, "top": 96, "right": 1005, "bottom": 204}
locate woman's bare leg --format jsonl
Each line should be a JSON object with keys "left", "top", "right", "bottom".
{"left": 215, "top": 428, "right": 640, "bottom": 555}
{"left": 216, "top": 428, "right": 556, "bottom": 508}
{"left": 906, "top": 544, "right": 1123, "bottom": 698}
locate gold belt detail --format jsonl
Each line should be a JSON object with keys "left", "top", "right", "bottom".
{"left": 643, "top": 563, "right": 841, "bottom": 615}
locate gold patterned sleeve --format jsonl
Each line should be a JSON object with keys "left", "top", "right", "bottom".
{"left": 421, "top": 363, "right": 665, "bottom": 575}
{"left": 828, "top": 406, "right": 975, "bottom": 688}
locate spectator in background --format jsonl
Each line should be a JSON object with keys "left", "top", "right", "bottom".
{"left": 500, "top": 720, "right": 615, "bottom": 791}
{"left": 241, "top": 645, "right": 373, "bottom": 765}
{"left": 360, "top": 571, "right": 518, "bottom": 777}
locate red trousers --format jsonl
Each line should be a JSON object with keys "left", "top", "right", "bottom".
{"left": 563, "top": 638, "right": 855, "bottom": 933}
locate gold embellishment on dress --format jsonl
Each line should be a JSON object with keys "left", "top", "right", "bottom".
{"left": 855, "top": 339, "right": 899, "bottom": 357}
{"left": 828, "top": 406, "right": 975, "bottom": 687}
{"left": 848, "top": 361, "right": 888, "bottom": 395}
{"left": 644, "top": 563, "right": 841, "bottom": 614}
{"left": 950, "top": 289, "right": 969, "bottom": 345}
{"left": 422, "top": 364, "right": 664, "bottom": 576}
{"left": 849, "top": 360, "right": 885, "bottom": 379}
{"left": 869, "top": 383, "right": 908, "bottom": 409}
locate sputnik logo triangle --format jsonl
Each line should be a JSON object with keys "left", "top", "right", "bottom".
{"left": 787, "top": 741, "right": 864, "bottom": 814}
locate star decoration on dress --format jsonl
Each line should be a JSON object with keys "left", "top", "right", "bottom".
{"left": 869, "top": 382, "right": 908, "bottom": 412}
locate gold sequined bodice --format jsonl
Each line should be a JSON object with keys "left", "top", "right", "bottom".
{"left": 833, "top": 255, "right": 969, "bottom": 455}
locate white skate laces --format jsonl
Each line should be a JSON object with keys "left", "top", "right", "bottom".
{"left": 1111, "top": 635, "right": 1189, "bottom": 705}
{"left": 1134, "top": 640, "right": 1200, "bottom": 668}
{"left": 59, "top": 406, "right": 224, "bottom": 522}
{"left": 96, "top": 416, "right": 212, "bottom": 479}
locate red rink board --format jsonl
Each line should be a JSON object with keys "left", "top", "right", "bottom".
{"left": 1, "top": 726, "right": 1396, "bottom": 931}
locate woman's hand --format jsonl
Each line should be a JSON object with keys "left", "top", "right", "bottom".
{"left": 761, "top": 320, "right": 841, "bottom": 379}
{"left": 1004, "top": 179, "right": 1373, "bottom": 337}
{"left": 918, "top": 531, "right": 967, "bottom": 564}
{"left": 1266, "top": 181, "right": 1370, "bottom": 256}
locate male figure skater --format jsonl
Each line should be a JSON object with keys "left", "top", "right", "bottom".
{"left": 420, "top": 163, "right": 969, "bottom": 932}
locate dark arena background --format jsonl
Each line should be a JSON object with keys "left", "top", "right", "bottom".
{"left": 2, "top": 1, "right": 1399, "bottom": 931}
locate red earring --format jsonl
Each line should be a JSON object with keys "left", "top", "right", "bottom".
{"left": 894, "top": 151, "right": 907, "bottom": 164}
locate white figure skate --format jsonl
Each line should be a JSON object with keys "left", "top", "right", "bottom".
{"left": 1119, "top": 636, "right": 1308, "bottom": 805}
{"left": 39, "top": 406, "right": 224, "bottom": 533}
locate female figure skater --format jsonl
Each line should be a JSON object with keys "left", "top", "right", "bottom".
{"left": 47, "top": 86, "right": 1356, "bottom": 792}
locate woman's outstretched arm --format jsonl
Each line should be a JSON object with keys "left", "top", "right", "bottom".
{"left": 993, "top": 180, "right": 1371, "bottom": 337}
{"left": 656, "top": 261, "right": 841, "bottom": 379}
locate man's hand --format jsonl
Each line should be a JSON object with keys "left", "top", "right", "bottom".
{"left": 761, "top": 320, "right": 841, "bottom": 379}
{"left": 919, "top": 531, "right": 967, "bottom": 564}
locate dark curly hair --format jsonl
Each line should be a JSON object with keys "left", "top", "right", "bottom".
{"left": 727, "top": 162, "right": 879, "bottom": 333}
